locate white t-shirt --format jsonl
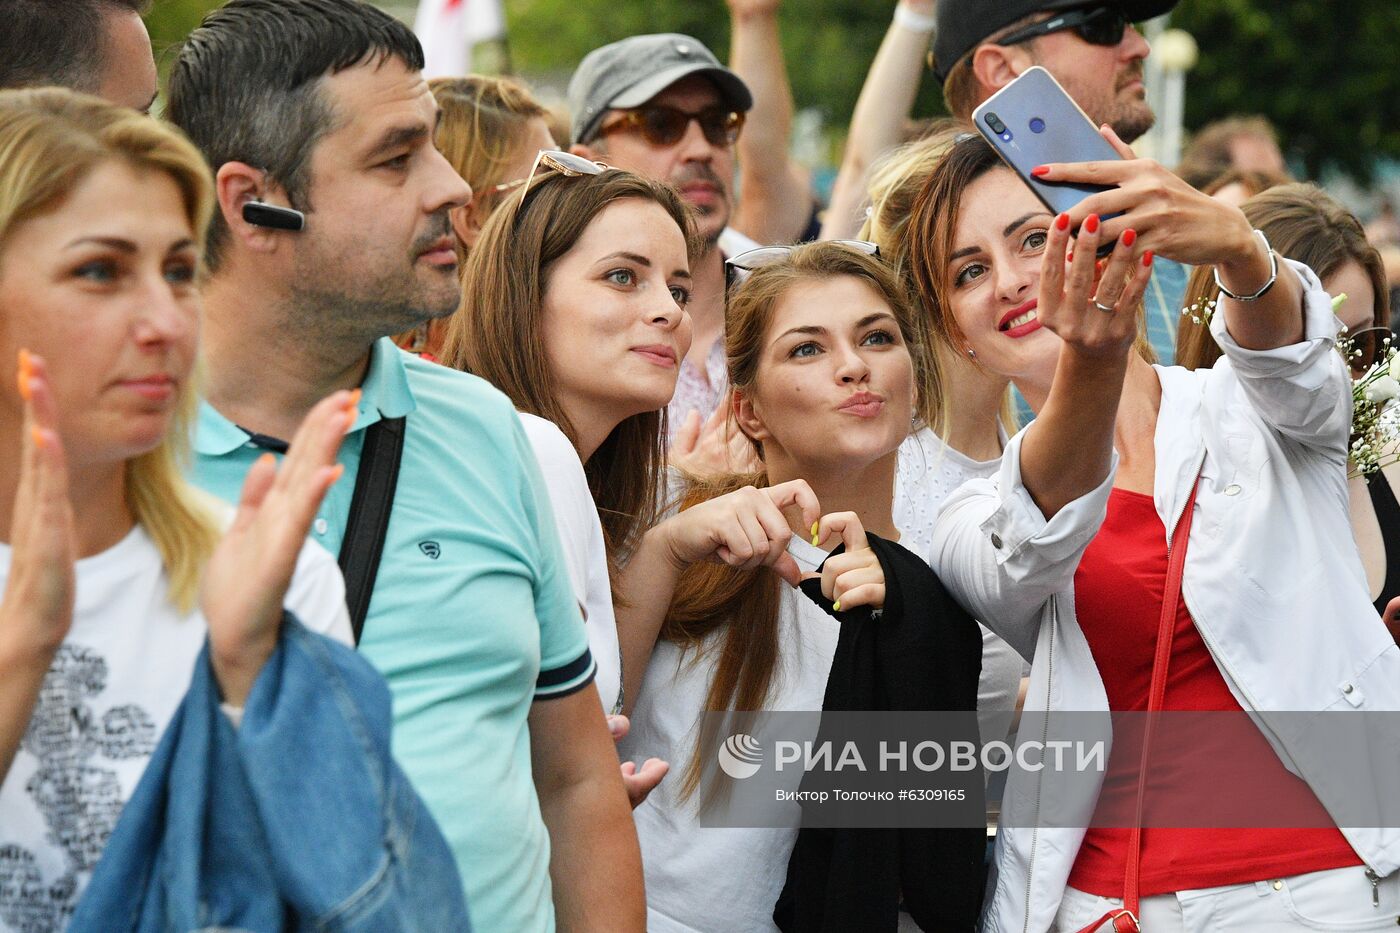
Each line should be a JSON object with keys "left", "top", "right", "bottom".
{"left": 624, "top": 585, "right": 839, "bottom": 933}
{"left": 895, "top": 426, "right": 1027, "bottom": 740}
{"left": 0, "top": 523, "right": 351, "bottom": 932}
{"left": 518, "top": 413, "right": 622, "bottom": 715}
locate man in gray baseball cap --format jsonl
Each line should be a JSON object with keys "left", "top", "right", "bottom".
{"left": 569, "top": 34, "right": 757, "bottom": 437}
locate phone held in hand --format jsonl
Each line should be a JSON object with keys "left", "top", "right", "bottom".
{"left": 972, "top": 66, "right": 1123, "bottom": 251}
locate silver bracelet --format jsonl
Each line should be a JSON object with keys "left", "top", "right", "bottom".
{"left": 1213, "top": 228, "right": 1278, "bottom": 302}
{"left": 893, "top": 4, "right": 937, "bottom": 34}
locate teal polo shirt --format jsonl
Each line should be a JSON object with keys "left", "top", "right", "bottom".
{"left": 193, "top": 338, "right": 594, "bottom": 933}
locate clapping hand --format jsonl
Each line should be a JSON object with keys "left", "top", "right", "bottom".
{"left": 1, "top": 351, "right": 76, "bottom": 658}
{"left": 202, "top": 389, "right": 357, "bottom": 706}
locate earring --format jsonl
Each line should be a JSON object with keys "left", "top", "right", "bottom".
{"left": 965, "top": 347, "right": 977, "bottom": 360}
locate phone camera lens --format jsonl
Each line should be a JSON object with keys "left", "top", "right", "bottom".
{"left": 1029, "top": 117, "right": 1046, "bottom": 134}
{"left": 986, "top": 112, "right": 1005, "bottom": 132}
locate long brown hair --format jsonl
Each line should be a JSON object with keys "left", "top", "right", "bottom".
{"left": 441, "top": 169, "right": 699, "bottom": 586}
{"left": 905, "top": 134, "right": 1155, "bottom": 378}
{"left": 1176, "top": 183, "right": 1389, "bottom": 372}
{"left": 664, "top": 242, "right": 924, "bottom": 798}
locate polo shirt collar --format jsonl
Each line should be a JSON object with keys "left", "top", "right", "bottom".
{"left": 194, "top": 337, "right": 417, "bottom": 456}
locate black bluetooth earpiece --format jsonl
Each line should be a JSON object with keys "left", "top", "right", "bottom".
{"left": 242, "top": 200, "right": 306, "bottom": 232}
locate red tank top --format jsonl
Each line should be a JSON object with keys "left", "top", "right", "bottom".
{"left": 1067, "top": 488, "right": 1359, "bottom": 896}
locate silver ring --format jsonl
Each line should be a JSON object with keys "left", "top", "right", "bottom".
{"left": 1092, "top": 298, "right": 1117, "bottom": 313}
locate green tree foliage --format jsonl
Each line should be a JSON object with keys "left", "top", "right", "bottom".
{"left": 1169, "top": 0, "right": 1400, "bottom": 182}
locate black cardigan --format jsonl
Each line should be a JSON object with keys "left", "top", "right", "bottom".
{"left": 773, "top": 533, "right": 987, "bottom": 932}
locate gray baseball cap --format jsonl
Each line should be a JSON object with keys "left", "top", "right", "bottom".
{"left": 568, "top": 33, "right": 754, "bottom": 145}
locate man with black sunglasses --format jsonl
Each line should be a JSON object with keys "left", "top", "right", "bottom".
{"left": 931, "top": 0, "right": 1176, "bottom": 145}
{"left": 569, "top": 35, "right": 761, "bottom": 438}
{"left": 932, "top": 0, "right": 1190, "bottom": 365}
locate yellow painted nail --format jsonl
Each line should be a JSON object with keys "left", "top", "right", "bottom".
{"left": 833, "top": 600, "right": 841, "bottom": 612}
{"left": 811, "top": 534, "right": 820, "bottom": 546}
{"left": 810, "top": 521, "right": 819, "bottom": 537}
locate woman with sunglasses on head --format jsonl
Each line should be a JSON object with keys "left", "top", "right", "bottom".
{"left": 614, "top": 241, "right": 986, "bottom": 932}
{"left": 442, "top": 159, "right": 699, "bottom": 806}
{"left": 0, "top": 89, "right": 469, "bottom": 929}
{"left": 1176, "top": 183, "right": 1400, "bottom": 646}
{"left": 909, "top": 131, "right": 1400, "bottom": 930}
{"left": 395, "top": 76, "right": 556, "bottom": 360}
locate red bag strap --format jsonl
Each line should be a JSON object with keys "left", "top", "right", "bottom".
{"left": 1073, "top": 475, "right": 1202, "bottom": 933}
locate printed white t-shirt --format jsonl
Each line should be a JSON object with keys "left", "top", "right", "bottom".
{"left": 0, "top": 522, "right": 351, "bottom": 932}
{"left": 518, "top": 413, "right": 622, "bottom": 714}
{"left": 895, "top": 426, "right": 1027, "bottom": 738}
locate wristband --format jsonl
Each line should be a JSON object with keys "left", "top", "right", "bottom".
{"left": 1213, "top": 229, "right": 1277, "bottom": 302}
{"left": 893, "top": 4, "right": 937, "bottom": 34}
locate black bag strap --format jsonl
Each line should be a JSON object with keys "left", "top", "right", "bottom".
{"left": 337, "top": 416, "right": 406, "bottom": 645}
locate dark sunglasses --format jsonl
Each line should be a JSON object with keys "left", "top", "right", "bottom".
{"left": 997, "top": 5, "right": 1131, "bottom": 48}
{"left": 725, "top": 241, "right": 881, "bottom": 289}
{"left": 599, "top": 105, "right": 746, "bottom": 149}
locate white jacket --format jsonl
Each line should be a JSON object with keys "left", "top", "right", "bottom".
{"left": 931, "top": 260, "right": 1400, "bottom": 933}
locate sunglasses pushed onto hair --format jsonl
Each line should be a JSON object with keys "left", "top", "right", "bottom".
{"left": 513, "top": 149, "right": 610, "bottom": 215}
{"left": 725, "top": 241, "right": 880, "bottom": 289}
{"left": 599, "top": 105, "right": 746, "bottom": 149}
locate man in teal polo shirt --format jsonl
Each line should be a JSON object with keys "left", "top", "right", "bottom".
{"left": 166, "top": 2, "right": 645, "bottom": 930}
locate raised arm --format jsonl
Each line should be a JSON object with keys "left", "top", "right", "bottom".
{"left": 821, "top": 0, "right": 937, "bottom": 241}
{"left": 727, "top": 0, "right": 814, "bottom": 245}
{"left": 0, "top": 352, "right": 74, "bottom": 782}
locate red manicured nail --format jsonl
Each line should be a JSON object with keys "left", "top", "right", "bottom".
{"left": 1143, "top": 250, "right": 1154, "bottom": 267}
{"left": 1095, "top": 260, "right": 1104, "bottom": 274}
{"left": 1122, "top": 229, "right": 1137, "bottom": 247}
{"left": 1056, "top": 212, "right": 1070, "bottom": 230}
{"left": 1066, "top": 252, "right": 1074, "bottom": 263}
{"left": 1032, "top": 165, "right": 1051, "bottom": 177}
{"left": 1084, "top": 214, "right": 1100, "bottom": 234}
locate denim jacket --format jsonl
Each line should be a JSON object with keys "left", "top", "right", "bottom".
{"left": 69, "top": 617, "right": 471, "bottom": 932}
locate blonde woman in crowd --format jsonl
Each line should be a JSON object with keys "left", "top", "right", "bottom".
{"left": 0, "top": 89, "right": 466, "bottom": 929}
{"left": 397, "top": 75, "right": 556, "bottom": 359}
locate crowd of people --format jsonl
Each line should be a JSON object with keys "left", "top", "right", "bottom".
{"left": 1, "top": 0, "right": 1398, "bottom": 930}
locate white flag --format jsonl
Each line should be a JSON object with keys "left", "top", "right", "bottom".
{"left": 414, "top": 0, "right": 507, "bottom": 79}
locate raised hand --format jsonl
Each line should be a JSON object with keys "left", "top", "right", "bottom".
{"left": 658, "top": 478, "right": 821, "bottom": 587}
{"left": 202, "top": 389, "right": 357, "bottom": 706}
{"left": 813, "top": 511, "right": 884, "bottom": 612}
{"left": 1032, "top": 125, "right": 1259, "bottom": 271}
{"left": 725, "top": 0, "right": 782, "bottom": 16}
{"left": 669, "top": 398, "right": 762, "bottom": 480}
{"left": 1, "top": 350, "right": 76, "bottom": 656}
{"left": 1036, "top": 205, "right": 1153, "bottom": 361}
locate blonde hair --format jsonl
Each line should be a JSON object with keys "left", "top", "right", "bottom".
{"left": 0, "top": 87, "right": 220, "bottom": 611}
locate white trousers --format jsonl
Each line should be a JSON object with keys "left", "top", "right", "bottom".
{"left": 1052, "top": 865, "right": 1400, "bottom": 931}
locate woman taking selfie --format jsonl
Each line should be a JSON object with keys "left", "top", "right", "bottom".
{"left": 616, "top": 241, "right": 985, "bottom": 932}
{"left": 909, "top": 131, "right": 1400, "bottom": 930}
{"left": 442, "top": 163, "right": 697, "bottom": 801}
{"left": 0, "top": 89, "right": 465, "bottom": 929}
